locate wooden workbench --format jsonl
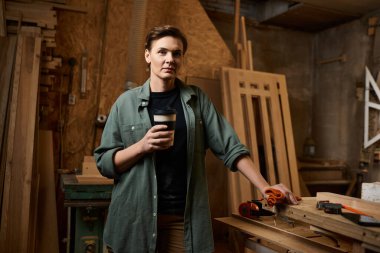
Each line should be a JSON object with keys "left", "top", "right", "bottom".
{"left": 60, "top": 174, "right": 113, "bottom": 253}
{"left": 61, "top": 174, "right": 113, "bottom": 201}
{"left": 216, "top": 193, "right": 380, "bottom": 252}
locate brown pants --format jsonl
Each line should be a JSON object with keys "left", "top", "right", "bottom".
{"left": 107, "top": 215, "right": 185, "bottom": 253}
{"left": 156, "top": 214, "right": 185, "bottom": 253}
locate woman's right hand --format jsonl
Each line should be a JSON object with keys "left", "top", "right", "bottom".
{"left": 140, "top": 125, "right": 174, "bottom": 153}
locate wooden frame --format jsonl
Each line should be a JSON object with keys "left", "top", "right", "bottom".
{"left": 364, "top": 66, "right": 380, "bottom": 148}
{"left": 221, "top": 67, "right": 300, "bottom": 213}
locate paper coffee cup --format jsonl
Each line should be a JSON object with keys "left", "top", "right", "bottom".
{"left": 153, "top": 108, "right": 176, "bottom": 146}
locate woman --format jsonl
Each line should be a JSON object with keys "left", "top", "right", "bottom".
{"left": 94, "top": 25, "right": 298, "bottom": 253}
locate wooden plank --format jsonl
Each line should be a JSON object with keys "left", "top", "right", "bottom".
{"left": 247, "top": 40, "right": 253, "bottom": 70}
{"left": 20, "top": 30, "right": 41, "bottom": 253}
{"left": 75, "top": 175, "right": 113, "bottom": 185}
{"left": 258, "top": 94, "right": 277, "bottom": 185}
{"left": 0, "top": 37, "right": 16, "bottom": 152}
{"left": 36, "top": 130, "right": 59, "bottom": 253}
{"left": 221, "top": 69, "right": 243, "bottom": 214}
{"left": 283, "top": 196, "right": 380, "bottom": 249}
{"left": 277, "top": 74, "right": 301, "bottom": 195}
{"left": 266, "top": 74, "right": 292, "bottom": 188}
{"left": 0, "top": 27, "right": 41, "bottom": 253}
{"left": 0, "top": 33, "right": 24, "bottom": 252}
{"left": 5, "top": 2, "right": 57, "bottom": 29}
{"left": 222, "top": 68, "right": 255, "bottom": 213}
{"left": 0, "top": 0, "right": 5, "bottom": 37}
{"left": 0, "top": 36, "right": 16, "bottom": 207}
{"left": 245, "top": 90, "right": 265, "bottom": 199}
{"left": 240, "top": 16, "right": 248, "bottom": 69}
{"left": 233, "top": 0, "right": 240, "bottom": 44}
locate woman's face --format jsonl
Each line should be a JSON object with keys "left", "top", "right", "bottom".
{"left": 145, "top": 36, "right": 184, "bottom": 82}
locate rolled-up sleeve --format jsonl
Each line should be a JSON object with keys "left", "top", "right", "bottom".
{"left": 94, "top": 103, "right": 124, "bottom": 179}
{"left": 195, "top": 87, "right": 250, "bottom": 171}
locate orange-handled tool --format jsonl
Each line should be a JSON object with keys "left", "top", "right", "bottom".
{"left": 342, "top": 204, "right": 369, "bottom": 216}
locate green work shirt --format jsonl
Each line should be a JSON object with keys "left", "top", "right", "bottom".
{"left": 94, "top": 78, "right": 250, "bottom": 253}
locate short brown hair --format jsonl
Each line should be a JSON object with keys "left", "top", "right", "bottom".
{"left": 145, "top": 25, "right": 188, "bottom": 54}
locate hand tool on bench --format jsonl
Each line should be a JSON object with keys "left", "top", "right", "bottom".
{"left": 239, "top": 188, "right": 302, "bottom": 225}
{"left": 316, "top": 200, "right": 369, "bottom": 215}
{"left": 316, "top": 200, "right": 380, "bottom": 227}
{"left": 239, "top": 199, "right": 274, "bottom": 219}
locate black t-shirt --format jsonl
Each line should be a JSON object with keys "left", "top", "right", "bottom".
{"left": 148, "top": 85, "right": 187, "bottom": 215}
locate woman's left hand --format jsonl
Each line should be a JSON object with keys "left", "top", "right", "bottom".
{"left": 263, "top": 183, "right": 300, "bottom": 205}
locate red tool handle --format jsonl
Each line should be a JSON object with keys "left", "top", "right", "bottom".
{"left": 342, "top": 204, "right": 369, "bottom": 216}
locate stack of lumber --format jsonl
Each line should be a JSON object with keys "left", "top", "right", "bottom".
{"left": 0, "top": 25, "right": 42, "bottom": 253}
{"left": 0, "top": 1, "right": 63, "bottom": 253}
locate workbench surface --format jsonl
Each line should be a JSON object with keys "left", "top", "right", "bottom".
{"left": 216, "top": 194, "right": 380, "bottom": 252}
{"left": 216, "top": 215, "right": 350, "bottom": 253}
{"left": 283, "top": 196, "right": 380, "bottom": 248}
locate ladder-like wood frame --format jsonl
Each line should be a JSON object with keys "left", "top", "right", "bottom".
{"left": 221, "top": 67, "right": 300, "bottom": 213}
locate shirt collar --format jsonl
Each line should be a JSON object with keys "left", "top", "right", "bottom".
{"left": 137, "top": 78, "right": 196, "bottom": 107}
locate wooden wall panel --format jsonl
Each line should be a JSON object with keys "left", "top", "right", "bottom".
{"left": 55, "top": 0, "right": 107, "bottom": 170}
{"left": 146, "top": 0, "right": 235, "bottom": 80}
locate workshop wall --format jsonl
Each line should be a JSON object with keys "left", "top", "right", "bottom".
{"left": 54, "top": 0, "right": 234, "bottom": 172}
{"left": 313, "top": 20, "right": 373, "bottom": 178}
{"left": 53, "top": 0, "right": 106, "bottom": 173}
{"left": 211, "top": 15, "right": 379, "bottom": 181}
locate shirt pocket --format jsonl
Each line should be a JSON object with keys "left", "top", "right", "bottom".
{"left": 120, "top": 123, "right": 147, "bottom": 148}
